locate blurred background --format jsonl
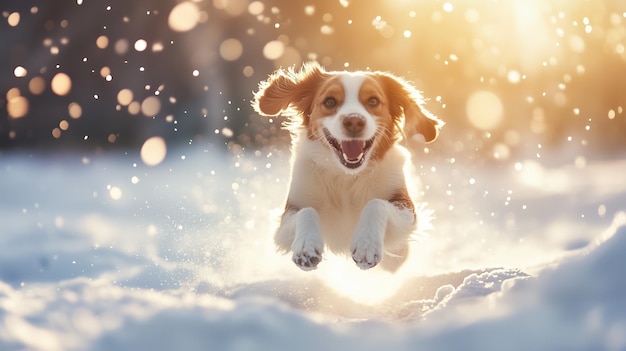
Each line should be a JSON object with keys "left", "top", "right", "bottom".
{"left": 1, "top": 0, "right": 625, "bottom": 164}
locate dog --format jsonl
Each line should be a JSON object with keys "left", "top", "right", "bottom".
{"left": 252, "top": 62, "right": 443, "bottom": 272}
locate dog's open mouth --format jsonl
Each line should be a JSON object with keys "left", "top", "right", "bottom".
{"left": 323, "top": 128, "right": 375, "bottom": 169}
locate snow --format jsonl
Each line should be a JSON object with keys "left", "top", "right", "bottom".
{"left": 1, "top": 147, "right": 625, "bottom": 351}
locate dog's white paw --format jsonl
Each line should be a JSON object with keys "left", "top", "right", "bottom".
{"left": 291, "top": 239, "right": 323, "bottom": 271}
{"left": 292, "top": 249, "right": 322, "bottom": 271}
{"left": 350, "top": 234, "right": 383, "bottom": 270}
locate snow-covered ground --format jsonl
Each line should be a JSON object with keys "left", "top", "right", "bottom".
{"left": 1, "top": 146, "right": 625, "bottom": 351}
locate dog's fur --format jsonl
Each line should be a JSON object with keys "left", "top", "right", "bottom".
{"left": 252, "top": 62, "right": 443, "bottom": 272}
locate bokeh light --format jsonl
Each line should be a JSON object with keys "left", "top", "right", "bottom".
{"left": 28, "top": 77, "right": 46, "bottom": 95}
{"left": 262, "top": 40, "right": 285, "bottom": 60}
{"left": 466, "top": 91, "right": 504, "bottom": 131}
{"left": 108, "top": 186, "right": 123, "bottom": 200}
{"left": 152, "top": 42, "right": 164, "bottom": 52}
{"left": 274, "top": 46, "right": 302, "bottom": 67}
{"left": 248, "top": 1, "right": 264, "bottom": 16}
{"left": 140, "top": 136, "right": 167, "bottom": 166}
{"left": 99, "top": 66, "right": 111, "bottom": 79}
{"left": 168, "top": 2, "right": 200, "bottom": 32}
{"left": 134, "top": 39, "right": 148, "bottom": 52}
{"left": 68, "top": 102, "right": 82, "bottom": 119}
{"left": 7, "top": 96, "right": 29, "bottom": 119}
{"left": 13, "top": 66, "right": 27, "bottom": 78}
{"left": 507, "top": 70, "right": 521, "bottom": 84}
{"left": 7, "top": 12, "right": 20, "bottom": 27}
{"left": 117, "top": 89, "right": 134, "bottom": 106}
{"left": 141, "top": 96, "right": 161, "bottom": 117}
{"left": 51, "top": 73, "right": 72, "bottom": 96}
{"left": 242, "top": 66, "right": 254, "bottom": 77}
{"left": 96, "top": 35, "right": 109, "bottom": 49}
{"left": 219, "top": 38, "right": 244, "bottom": 61}
{"left": 6, "top": 88, "right": 20, "bottom": 101}
{"left": 128, "top": 101, "right": 141, "bottom": 115}
{"left": 114, "top": 39, "right": 129, "bottom": 55}
{"left": 59, "top": 120, "right": 69, "bottom": 131}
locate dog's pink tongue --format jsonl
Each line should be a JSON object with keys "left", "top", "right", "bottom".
{"left": 341, "top": 140, "right": 365, "bottom": 161}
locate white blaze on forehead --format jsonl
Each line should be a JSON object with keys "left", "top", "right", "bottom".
{"left": 339, "top": 73, "right": 367, "bottom": 114}
{"left": 322, "top": 73, "right": 377, "bottom": 140}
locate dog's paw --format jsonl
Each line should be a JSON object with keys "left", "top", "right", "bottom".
{"left": 350, "top": 237, "right": 383, "bottom": 270}
{"left": 292, "top": 248, "right": 322, "bottom": 271}
{"left": 291, "top": 235, "right": 323, "bottom": 271}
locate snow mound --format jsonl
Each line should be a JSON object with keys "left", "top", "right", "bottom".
{"left": 0, "top": 215, "right": 623, "bottom": 351}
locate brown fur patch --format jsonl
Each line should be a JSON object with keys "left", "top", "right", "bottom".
{"left": 389, "top": 187, "right": 416, "bottom": 221}
{"left": 252, "top": 63, "right": 329, "bottom": 126}
{"left": 373, "top": 72, "right": 444, "bottom": 143}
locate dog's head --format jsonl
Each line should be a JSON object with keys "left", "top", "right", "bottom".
{"left": 252, "top": 62, "right": 443, "bottom": 173}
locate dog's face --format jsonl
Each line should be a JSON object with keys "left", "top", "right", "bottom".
{"left": 253, "top": 62, "right": 443, "bottom": 173}
{"left": 310, "top": 73, "right": 389, "bottom": 170}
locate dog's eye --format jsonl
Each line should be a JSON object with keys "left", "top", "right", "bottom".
{"left": 367, "top": 97, "right": 380, "bottom": 107}
{"left": 323, "top": 97, "right": 337, "bottom": 108}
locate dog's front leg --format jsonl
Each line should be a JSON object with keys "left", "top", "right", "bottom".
{"left": 275, "top": 207, "right": 324, "bottom": 271}
{"left": 350, "top": 198, "right": 414, "bottom": 270}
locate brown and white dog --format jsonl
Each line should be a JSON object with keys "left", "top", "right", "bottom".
{"left": 252, "top": 62, "right": 443, "bottom": 272}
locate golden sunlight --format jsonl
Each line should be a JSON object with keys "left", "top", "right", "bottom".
{"left": 511, "top": 0, "right": 555, "bottom": 70}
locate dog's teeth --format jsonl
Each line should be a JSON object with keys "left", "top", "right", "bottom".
{"left": 343, "top": 152, "right": 364, "bottom": 163}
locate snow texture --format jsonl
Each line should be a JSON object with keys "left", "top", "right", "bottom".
{"left": 0, "top": 149, "right": 625, "bottom": 351}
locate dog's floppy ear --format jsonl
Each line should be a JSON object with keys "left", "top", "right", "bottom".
{"left": 376, "top": 72, "right": 444, "bottom": 143}
{"left": 252, "top": 62, "right": 328, "bottom": 124}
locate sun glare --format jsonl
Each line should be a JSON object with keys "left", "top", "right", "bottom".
{"left": 315, "top": 255, "right": 409, "bottom": 305}
{"left": 511, "top": 0, "right": 555, "bottom": 71}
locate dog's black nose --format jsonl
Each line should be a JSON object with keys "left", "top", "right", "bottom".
{"left": 343, "top": 114, "right": 366, "bottom": 136}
